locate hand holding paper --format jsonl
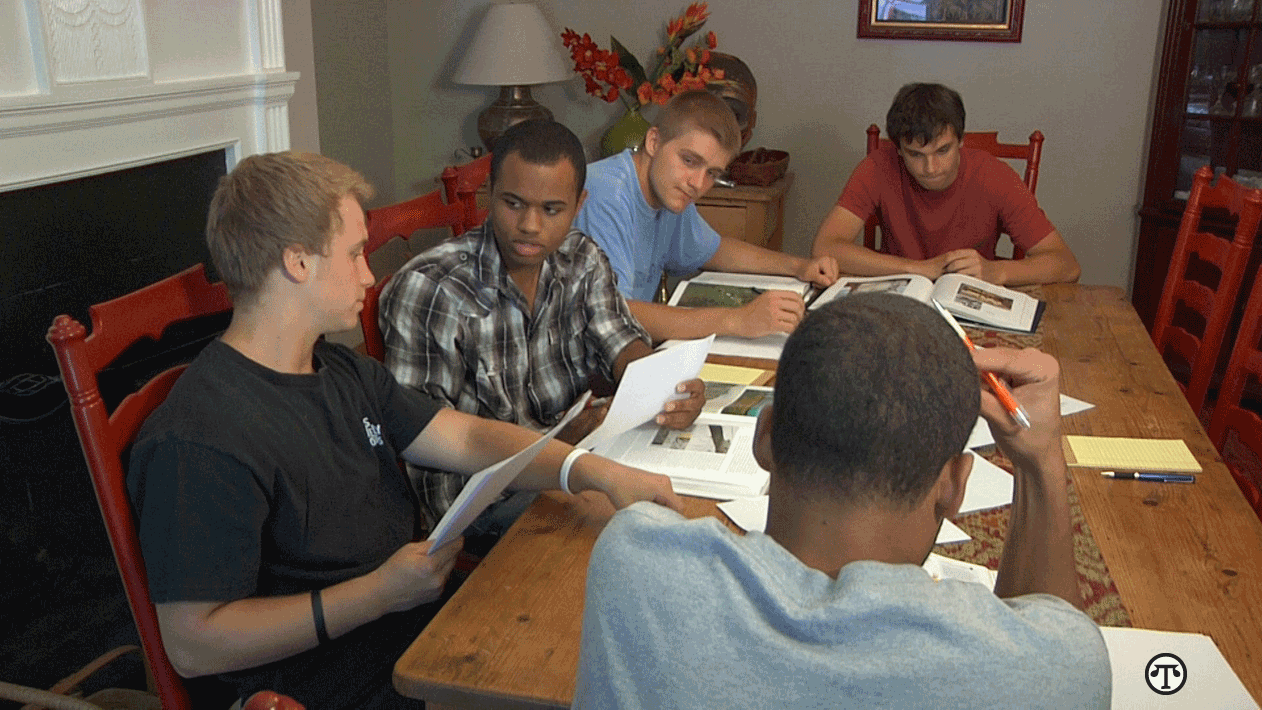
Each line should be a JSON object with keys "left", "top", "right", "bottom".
{"left": 579, "top": 335, "right": 714, "bottom": 452}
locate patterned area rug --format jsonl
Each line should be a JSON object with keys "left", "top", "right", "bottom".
{"left": 933, "top": 285, "right": 1132, "bottom": 626}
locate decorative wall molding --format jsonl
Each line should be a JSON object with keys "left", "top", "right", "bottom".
{"left": 40, "top": 0, "right": 150, "bottom": 83}
{"left": 258, "top": 0, "right": 285, "bottom": 71}
{"left": 1, "top": 2, "right": 295, "bottom": 193}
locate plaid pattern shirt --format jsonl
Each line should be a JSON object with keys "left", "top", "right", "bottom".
{"left": 379, "top": 222, "right": 649, "bottom": 525}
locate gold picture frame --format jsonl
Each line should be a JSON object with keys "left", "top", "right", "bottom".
{"left": 857, "top": 0, "right": 1025, "bottom": 42}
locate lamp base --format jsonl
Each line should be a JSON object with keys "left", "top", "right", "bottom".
{"left": 477, "top": 85, "right": 553, "bottom": 153}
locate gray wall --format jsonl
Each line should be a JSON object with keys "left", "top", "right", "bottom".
{"left": 306, "top": 0, "right": 1169, "bottom": 291}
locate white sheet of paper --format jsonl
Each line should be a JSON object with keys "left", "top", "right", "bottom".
{"left": 1100, "top": 626, "right": 1257, "bottom": 709}
{"left": 967, "top": 393, "right": 1096, "bottom": 450}
{"left": 718, "top": 495, "right": 970, "bottom": 545}
{"left": 426, "top": 392, "right": 589, "bottom": 549}
{"left": 921, "top": 553, "right": 997, "bottom": 589}
{"left": 957, "top": 451, "right": 1014, "bottom": 514}
{"left": 580, "top": 335, "right": 714, "bottom": 453}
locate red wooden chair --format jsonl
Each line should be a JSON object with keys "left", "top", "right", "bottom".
{"left": 440, "top": 153, "right": 492, "bottom": 235}
{"left": 360, "top": 188, "right": 466, "bottom": 361}
{"left": 44, "top": 264, "right": 233, "bottom": 710}
{"left": 862, "top": 124, "right": 1044, "bottom": 256}
{"left": 1152, "top": 165, "right": 1262, "bottom": 415}
{"left": 1207, "top": 261, "right": 1262, "bottom": 521}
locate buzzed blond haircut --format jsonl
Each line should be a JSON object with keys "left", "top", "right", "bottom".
{"left": 206, "top": 152, "right": 373, "bottom": 307}
{"left": 652, "top": 90, "right": 741, "bottom": 156}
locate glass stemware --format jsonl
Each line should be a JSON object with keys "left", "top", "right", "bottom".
{"left": 1211, "top": 65, "right": 1238, "bottom": 116}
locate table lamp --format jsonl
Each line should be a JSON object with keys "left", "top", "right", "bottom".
{"left": 453, "top": 2, "right": 573, "bottom": 152}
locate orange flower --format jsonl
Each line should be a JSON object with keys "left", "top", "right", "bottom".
{"left": 686, "top": 47, "right": 697, "bottom": 64}
{"left": 701, "top": 49, "right": 711, "bottom": 64}
{"left": 712, "top": 68, "right": 725, "bottom": 80}
{"left": 706, "top": 30, "right": 717, "bottom": 48}
{"left": 658, "top": 73, "right": 676, "bottom": 93}
{"left": 637, "top": 82, "right": 654, "bottom": 105}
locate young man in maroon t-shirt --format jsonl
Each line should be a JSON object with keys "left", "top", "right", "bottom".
{"left": 812, "top": 83, "right": 1080, "bottom": 286}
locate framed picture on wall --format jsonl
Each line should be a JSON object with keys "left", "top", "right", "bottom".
{"left": 857, "top": 0, "right": 1025, "bottom": 42}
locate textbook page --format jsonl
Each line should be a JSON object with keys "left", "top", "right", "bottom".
{"left": 598, "top": 416, "right": 770, "bottom": 499}
{"left": 1100, "top": 626, "right": 1257, "bottom": 709}
{"left": 667, "top": 272, "right": 812, "bottom": 308}
{"left": 811, "top": 273, "right": 936, "bottom": 309}
{"left": 427, "top": 392, "right": 589, "bottom": 549}
{"left": 931, "top": 273, "right": 1043, "bottom": 333}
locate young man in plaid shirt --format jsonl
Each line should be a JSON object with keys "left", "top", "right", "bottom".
{"left": 380, "top": 120, "right": 705, "bottom": 531}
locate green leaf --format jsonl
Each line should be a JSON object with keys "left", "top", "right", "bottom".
{"left": 610, "top": 36, "right": 647, "bottom": 89}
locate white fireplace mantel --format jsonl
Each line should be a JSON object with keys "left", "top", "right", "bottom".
{"left": 0, "top": 0, "right": 296, "bottom": 192}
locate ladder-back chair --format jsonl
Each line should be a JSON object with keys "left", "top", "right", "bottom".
{"left": 360, "top": 188, "right": 466, "bottom": 361}
{"left": 1152, "top": 164, "right": 1262, "bottom": 415}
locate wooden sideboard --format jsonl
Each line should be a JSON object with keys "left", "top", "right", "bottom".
{"left": 696, "top": 173, "right": 793, "bottom": 251}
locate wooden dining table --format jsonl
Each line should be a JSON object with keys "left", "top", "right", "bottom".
{"left": 393, "top": 284, "right": 1262, "bottom": 707}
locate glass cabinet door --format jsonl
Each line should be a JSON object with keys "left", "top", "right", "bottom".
{"left": 1177, "top": 2, "right": 1262, "bottom": 197}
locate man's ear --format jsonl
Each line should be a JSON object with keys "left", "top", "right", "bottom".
{"left": 643, "top": 127, "right": 661, "bottom": 158}
{"left": 933, "top": 452, "right": 973, "bottom": 522}
{"left": 575, "top": 187, "right": 588, "bottom": 213}
{"left": 753, "top": 405, "right": 775, "bottom": 472}
{"left": 282, "top": 244, "right": 311, "bottom": 284}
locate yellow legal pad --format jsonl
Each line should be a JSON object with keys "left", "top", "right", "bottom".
{"left": 698, "top": 363, "right": 773, "bottom": 386}
{"left": 1062, "top": 436, "right": 1202, "bottom": 473}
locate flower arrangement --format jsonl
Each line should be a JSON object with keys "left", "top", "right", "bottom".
{"left": 561, "top": 2, "right": 725, "bottom": 113}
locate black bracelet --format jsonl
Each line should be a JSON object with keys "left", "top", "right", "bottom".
{"left": 311, "top": 589, "right": 330, "bottom": 645}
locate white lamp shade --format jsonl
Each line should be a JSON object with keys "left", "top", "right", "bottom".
{"left": 453, "top": 2, "right": 573, "bottom": 86}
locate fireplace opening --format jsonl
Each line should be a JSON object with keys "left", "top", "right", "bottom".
{"left": 0, "top": 149, "right": 235, "bottom": 696}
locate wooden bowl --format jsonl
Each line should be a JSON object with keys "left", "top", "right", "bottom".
{"left": 728, "top": 148, "right": 788, "bottom": 187}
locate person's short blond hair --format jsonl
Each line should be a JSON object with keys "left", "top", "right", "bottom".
{"left": 206, "top": 152, "right": 373, "bottom": 306}
{"left": 652, "top": 90, "right": 741, "bottom": 156}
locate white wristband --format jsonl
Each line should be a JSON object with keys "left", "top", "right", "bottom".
{"left": 560, "top": 447, "right": 589, "bottom": 495}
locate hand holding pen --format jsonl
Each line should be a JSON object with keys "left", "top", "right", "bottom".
{"left": 931, "top": 299, "right": 1031, "bottom": 429}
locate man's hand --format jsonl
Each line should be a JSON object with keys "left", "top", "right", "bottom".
{"left": 569, "top": 455, "right": 685, "bottom": 512}
{"left": 656, "top": 378, "right": 704, "bottom": 429}
{"left": 795, "top": 255, "right": 840, "bottom": 288}
{"left": 729, "top": 290, "right": 805, "bottom": 338}
{"left": 972, "top": 347, "right": 1063, "bottom": 474}
{"left": 370, "top": 538, "right": 462, "bottom": 616}
{"left": 939, "top": 248, "right": 1006, "bottom": 284}
{"left": 557, "top": 398, "right": 610, "bottom": 445}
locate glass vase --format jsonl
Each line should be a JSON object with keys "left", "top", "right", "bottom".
{"left": 600, "top": 107, "right": 651, "bottom": 158}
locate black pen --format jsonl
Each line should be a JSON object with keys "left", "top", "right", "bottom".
{"left": 1100, "top": 471, "right": 1196, "bottom": 483}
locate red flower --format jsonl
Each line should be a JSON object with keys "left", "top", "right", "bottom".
{"left": 637, "top": 82, "right": 654, "bottom": 105}
{"left": 706, "top": 30, "right": 717, "bottom": 49}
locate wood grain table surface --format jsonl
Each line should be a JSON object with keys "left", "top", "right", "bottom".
{"left": 394, "top": 284, "right": 1262, "bottom": 707}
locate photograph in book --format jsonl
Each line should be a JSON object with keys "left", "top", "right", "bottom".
{"left": 702, "top": 383, "right": 773, "bottom": 417}
{"left": 811, "top": 272, "right": 1044, "bottom": 334}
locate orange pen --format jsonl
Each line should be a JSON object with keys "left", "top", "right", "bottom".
{"left": 931, "top": 299, "right": 1032, "bottom": 429}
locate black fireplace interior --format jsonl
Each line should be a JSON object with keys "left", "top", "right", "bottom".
{"left": 0, "top": 149, "right": 236, "bottom": 704}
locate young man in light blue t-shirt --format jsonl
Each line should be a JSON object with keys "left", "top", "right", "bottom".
{"left": 575, "top": 90, "right": 838, "bottom": 343}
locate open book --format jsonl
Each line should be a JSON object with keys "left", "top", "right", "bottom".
{"left": 586, "top": 381, "right": 772, "bottom": 500}
{"left": 811, "top": 273, "right": 1045, "bottom": 334}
